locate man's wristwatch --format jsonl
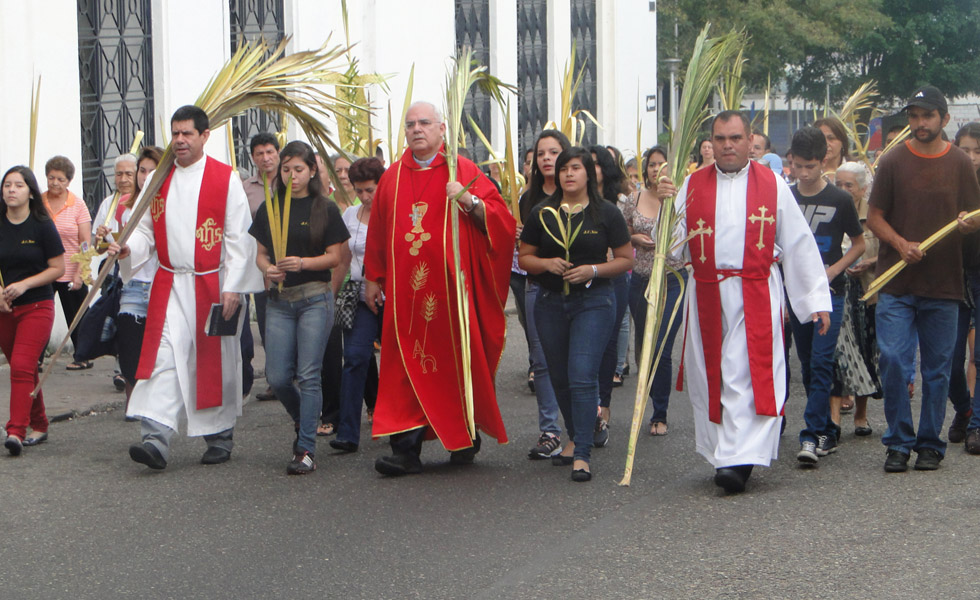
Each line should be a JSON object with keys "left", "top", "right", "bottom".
{"left": 464, "top": 195, "right": 481, "bottom": 214}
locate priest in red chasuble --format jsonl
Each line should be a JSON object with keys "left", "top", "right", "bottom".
{"left": 364, "top": 101, "right": 516, "bottom": 476}
{"left": 111, "top": 106, "right": 264, "bottom": 470}
{"left": 673, "top": 111, "right": 831, "bottom": 493}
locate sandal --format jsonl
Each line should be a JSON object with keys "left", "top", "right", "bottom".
{"left": 840, "top": 399, "right": 855, "bottom": 414}
{"left": 66, "top": 360, "right": 93, "bottom": 371}
{"left": 316, "top": 423, "right": 335, "bottom": 437}
{"left": 612, "top": 373, "right": 624, "bottom": 387}
{"left": 649, "top": 422, "right": 668, "bottom": 436}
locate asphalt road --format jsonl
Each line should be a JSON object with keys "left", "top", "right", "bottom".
{"left": 1, "top": 314, "right": 977, "bottom": 599}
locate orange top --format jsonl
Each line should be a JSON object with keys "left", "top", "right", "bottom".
{"left": 42, "top": 191, "right": 91, "bottom": 282}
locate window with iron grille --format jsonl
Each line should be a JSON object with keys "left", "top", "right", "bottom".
{"left": 517, "top": 0, "right": 549, "bottom": 154}
{"left": 76, "top": 0, "right": 154, "bottom": 213}
{"left": 455, "top": 0, "right": 493, "bottom": 166}
{"left": 570, "top": 0, "right": 597, "bottom": 146}
{"left": 229, "top": 0, "right": 285, "bottom": 173}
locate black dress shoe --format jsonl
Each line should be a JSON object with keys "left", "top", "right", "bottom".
{"left": 884, "top": 449, "right": 909, "bottom": 472}
{"left": 329, "top": 439, "right": 359, "bottom": 453}
{"left": 714, "top": 467, "right": 747, "bottom": 493}
{"left": 375, "top": 454, "right": 423, "bottom": 476}
{"left": 201, "top": 446, "right": 232, "bottom": 465}
{"left": 129, "top": 443, "right": 167, "bottom": 470}
{"left": 571, "top": 468, "right": 592, "bottom": 482}
{"left": 449, "top": 433, "right": 481, "bottom": 465}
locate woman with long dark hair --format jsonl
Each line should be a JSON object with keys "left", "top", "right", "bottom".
{"left": 520, "top": 130, "right": 571, "bottom": 460}
{"left": 813, "top": 117, "right": 851, "bottom": 182}
{"left": 249, "top": 141, "right": 350, "bottom": 474}
{"left": 519, "top": 147, "right": 633, "bottom": 481}
{"left": 0, "top": 166, "right": 66, "bottom": 454}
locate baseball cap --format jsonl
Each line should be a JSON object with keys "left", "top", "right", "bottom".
{"left": 903, "top": 85, "right": 948, "bottom": 113}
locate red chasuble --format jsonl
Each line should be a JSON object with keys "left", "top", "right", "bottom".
{"left": 136, "top": 157, "right": 231, "bottom": 409}
{"left": 364, "top": 147, "right": 516, "bottom": 450}
{"left": 684, "top": 161, "right": 779, "bottom": 424}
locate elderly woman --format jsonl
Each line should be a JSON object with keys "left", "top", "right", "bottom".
{"left": 41, "top": 155, "right": 92, "bottom": 371}
{"left": 832, "top": 161, "right": 881, "bottom": 435}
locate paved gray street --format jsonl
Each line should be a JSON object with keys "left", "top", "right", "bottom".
{"left": 1, "top": 315, "right": 977, "bottom": 599}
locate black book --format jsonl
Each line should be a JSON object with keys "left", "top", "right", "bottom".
{"left": 205, "top": 303, "right": 243, "bottom": 336}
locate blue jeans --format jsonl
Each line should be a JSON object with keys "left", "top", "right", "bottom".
{"left": 791, "top": 293, "right": 844, "bottom": 444}
{"left": 535, "top": 285, "right": 615, "bottom": 462}
{"left": 337, "top": 302, "right": 382, "bottom": 445}
{"left": 525, "top": 281, "right": 560, "bottom": 435}
{"left": 628, "top": 270, "right": 687, "bottom": 423}
{"left": 119, "top": 279, "right": 151, "bottom": 317}
{"left": 599, "top": 273, "right": 629, "bottom": 407}
{"left": 877, "top": 293, "right": 958, "bottom": 456}
{"left": 265, "top": 292, "right": 332, "bottom": 455}
{"left": 949, "top": 269, "right": 980, "bottom": 429}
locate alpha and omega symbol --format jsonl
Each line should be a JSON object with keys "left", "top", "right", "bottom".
{"left": 404, "top": 202, "right": 432, "bottom": 256}
{"left": 196, "top": 217, "right": 224, "bottom": 252}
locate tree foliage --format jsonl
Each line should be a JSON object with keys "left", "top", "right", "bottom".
{"left": 659, "top": 1, "right": 980, "bottom": 105}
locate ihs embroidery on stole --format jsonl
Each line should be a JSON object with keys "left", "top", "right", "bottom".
{"left": 196, "top": 217, "right": 224, "bottom": 251}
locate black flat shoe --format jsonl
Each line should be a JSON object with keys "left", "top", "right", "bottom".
{"left": 329, "top": 439, "right": 359, "bottom": 453}
{"left": 551, "top": 454, "right": 574, "bottom": 466}
{"left": 5, "top": 435, "right": 23, "bottom": 457}
{"left": 571, "top": 468, "right": 592, "bottom": 482}
{"left": 129, "top": 442, "right": 166, "bottom": 470}
{"left": 23, "top": 431, "right": 48, "bottom": 446}
{"left": 854, "top": 424, "right": 873, "bottom": 437}
{"left": 714, "top": 467, "right": 747, "bottom": 493}
{"left": 201, "top": 446, "right": 232, "bottom": 465}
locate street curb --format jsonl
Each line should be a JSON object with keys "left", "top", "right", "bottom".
{"left": 49, "top": 401, "right": 125, "bottom": 423}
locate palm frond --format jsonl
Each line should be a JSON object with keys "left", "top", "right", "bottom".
{"left": 544, "top": 43, "right": 600, "bottom": 145}
{"left": 718, "top": 48, "right": 745, "bottom": 112}
{"left": 28, "top": 74, "right": 41, "bottom": 172}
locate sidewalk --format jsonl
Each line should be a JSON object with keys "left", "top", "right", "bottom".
{"left": 0, "top": 322, "right": 267, "bottom": 426}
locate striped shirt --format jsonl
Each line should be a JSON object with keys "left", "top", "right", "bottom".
{"left": 42, "top": 191, "right": 91, "bottom": 282}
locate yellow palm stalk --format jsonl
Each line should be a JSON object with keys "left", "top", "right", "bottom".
{"left": 28, "top": 74, "right": 41, "bottom": 171}
{"left": 538, "top": 205, "right": 585, "bottom": 295}
{"left": 33, "top": 35, "right": 365, "bottom": 397}
{"left": 620, "top": 25, "right": 746, "bottom": 486}
{"left": 834, "top": 81, "right": 882, "bottom": 171}
{"left": 544, "top": 42, "right": 600, "bottom": 145}
{"left": 873, "top": 125, "right": 910, "bottom": 170}
{"left": 762, "top": 73, "right": 771, "bottom": 136}
{"left": 444, "top": 46, "right": 515, "bottom": 438}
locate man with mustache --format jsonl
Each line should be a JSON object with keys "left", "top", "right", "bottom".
{"left": 111, "top": 105, "right": 264, "bottom": 470}
{"left": 867, "top": 86, "right": 980, "bottom": 473}
{"left": 363, "top": 101, "right": 516, "bottom": 476}
{"left": 673, "top": 110, "right": 831, "bottom": 493}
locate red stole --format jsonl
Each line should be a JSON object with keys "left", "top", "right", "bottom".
{"left": 685, "top": 162, "right": 779, "bottom": 424}
{"left": 135, "top": 157, "right": 232, "bottom": 410}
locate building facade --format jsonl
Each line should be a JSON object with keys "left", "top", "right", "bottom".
{"left": 0, "top": 0, "right": 658, "bottom": 211}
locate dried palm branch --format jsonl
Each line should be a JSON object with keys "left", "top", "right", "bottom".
{"left": 465, "top": 101, "right": 524, "bottom": 221}
{"left": 872, "top": 125, "right": 910, "bottom": 170}
{"left": 862, "top": 208, "right": 980, "bottom": 301}
{"left": 544, "top": 43, "right": 600, "bottom": 145}
{"left": 762, "top": 73, "right": 771, "bottom": 136}
{"left": 33, "top": 35, "right": 365, "bottom": 397}
{"left": 335, "top": 0, "right": 389, "bottom": 159}
{"left": 718, "top": 48, "right": 745, "bottom": 112}
{"left": 620, "top": 25, "right": 746, "bottom": 486}
{"left": 444, "top": 46, "right": 516, "bottom": 438}
{"left": 28, "top": 74, "right": 41, "bottom": 172}
{"left": 834, "top": 81, "right": 882, "bottom": 171}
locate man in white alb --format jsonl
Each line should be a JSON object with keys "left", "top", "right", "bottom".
{"left": 111, "top": 105, "right": 263, "bottom": 470}
{"left": 673, "top": 110, "right": 831, "bottom": 493}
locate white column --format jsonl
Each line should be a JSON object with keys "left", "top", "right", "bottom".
{"left": 0, "top": 0, "right": 83, "bottom": 197}
{"left": 490, "top": 0, "right": 519, "bottom": 154}
{"left": 547, "top": 0, "right": 571, "bottom": 125}
{"left": 595, "top": 0, "right": 657, "bottom": 156}
{"left": 151, "top": 0, "right": 232, "bottom": 161}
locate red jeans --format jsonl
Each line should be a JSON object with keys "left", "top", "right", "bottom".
{"left": 0, "top": 300, "right": 53, "bottom": 439}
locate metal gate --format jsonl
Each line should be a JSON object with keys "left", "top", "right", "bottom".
{"left": 517, "top": 0, "right": 549, "bottom": 154}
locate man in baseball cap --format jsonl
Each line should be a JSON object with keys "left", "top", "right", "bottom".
{"left": 903, "top": 85, "right": 948, "bottom": 115}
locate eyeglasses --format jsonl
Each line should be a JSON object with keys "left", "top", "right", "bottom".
{"left": 405, "top": 119, "right": 440, "bottom": 130}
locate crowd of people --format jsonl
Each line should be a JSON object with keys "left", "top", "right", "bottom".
{"left": 3, "top": 85, "right": 980, "bottom": 494}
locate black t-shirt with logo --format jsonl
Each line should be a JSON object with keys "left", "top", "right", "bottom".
{"left": 521, "top": 198, "right": 631, "bottom": 293}
{"left": 791, "top": 182, "right": 863, "bottom": 294}
{"left": 0, "top": 213, "right": 65, "bottom": 306}
{"left": 249, "top": 196, "right": 350, "bottom": 287}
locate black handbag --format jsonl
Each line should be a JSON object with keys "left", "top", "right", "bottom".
{"left": 334, "top": 279, "right": 362, "bottom": 330}
{"left": 74, "top": 263, "right": 122, "bottom": 361}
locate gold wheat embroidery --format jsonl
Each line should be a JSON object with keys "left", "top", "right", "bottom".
{"left": 408, "top": 261, "right": 430, "bottom": 333}
{"left": 413, "top": 293, "right": 439, "bottom": 373}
